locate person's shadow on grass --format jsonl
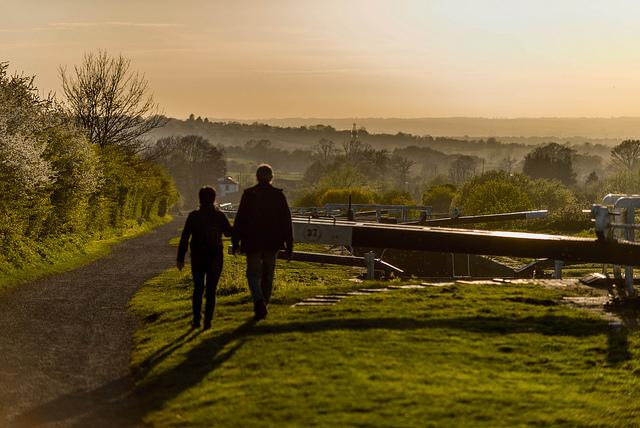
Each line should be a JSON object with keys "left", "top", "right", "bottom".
{"left": 12, "top": 312, "right": 631, "bottom": 427}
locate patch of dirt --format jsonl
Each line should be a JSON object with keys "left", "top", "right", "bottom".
{"left": 0, "top": 219, "right": 181, "bottom": 427}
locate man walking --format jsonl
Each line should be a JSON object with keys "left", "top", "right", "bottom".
{"left": 232, "top": 164, "right": 293, "bottom": 320}
{"left": 177, "top": 186, "right": 233, "bottom": 330}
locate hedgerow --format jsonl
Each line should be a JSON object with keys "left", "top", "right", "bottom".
{"left": 0, "top": 62, "right": 177, "bottom": 273}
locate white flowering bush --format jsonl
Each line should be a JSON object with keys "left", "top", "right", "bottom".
{"left": 0, "top": 127, "right": 53, "bottom": 190}
{"left": 0, "top": 61, "right": 177, "bottom": 270}
{"left": 0, "top": 64, "right": 55, "bottom": 247}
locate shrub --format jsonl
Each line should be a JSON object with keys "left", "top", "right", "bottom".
{"left": 317, "top": 164, "right": 367, "bottom": 189}
{"left": 453, "top": 170, "right": 591, "bottom": 232}
{"left": 461, "top": 179, "right": 532, "bottom": 215}
{"left": 603, "top": 170, "right": 640, "bottom": 195}
{"left": 293, "top": 188, "right": 325, "bottom": 207}
{"left": 318, "top": 188, "right": 376, "bottom": 205}
{"left": 422, "top": 184, "right": 457, "bottom": 213}
{"left": 43, "top": 123, "right": 101, "bottom": 234}
{"left": 452, "top": 171, "right": 532, "bottom": 215}
{"left": 376, "top": 190, "right": 415, "bottom": 205}
{"left": 542, "top": 204, "right": 592, "bottom": 233}
{"left": 527, "top": 178, "right": 577, "bottom": 211}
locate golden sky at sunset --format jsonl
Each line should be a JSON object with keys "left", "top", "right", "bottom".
{"left": 2, "top": 0, "right": 640, "bottom": 119}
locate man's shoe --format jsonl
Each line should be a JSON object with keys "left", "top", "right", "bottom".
{"left": 191, "top": 321, "right": 200, "bottom": 329}
{"left": 203, "top": 321, "right": 211, "bottom": 330}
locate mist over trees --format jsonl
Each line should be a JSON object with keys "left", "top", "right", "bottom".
{"left": 448, "top": 155, "right": 478, "bottom": 185}
{"left": 225, "top": 139, "right": 312, "bottom": 174}
{"left": 149, "top": 117, "right": 613, "bottom": 180}
{"left": 142, "top": 114, "right": 640, "bottom": 234}
{"left": 152, "top": 135, "right": 226, "bottom": 208}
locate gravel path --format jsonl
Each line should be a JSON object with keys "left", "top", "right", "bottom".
{"left": 0, "top": 219, "right": 181, "bottom": 427}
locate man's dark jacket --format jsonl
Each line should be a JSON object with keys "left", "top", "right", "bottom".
{"left": 177, "top": 206, "right": 233, "bottom": 265}
{"left": 232, "top": 182, "right": 293, "bottom": 253}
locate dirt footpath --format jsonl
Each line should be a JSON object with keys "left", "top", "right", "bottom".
{"left": 0, "top": 219, "right": 181, "bottom": 427}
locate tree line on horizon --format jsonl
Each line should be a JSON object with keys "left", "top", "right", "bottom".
{"left": 146, "top": 112, "right": 640, "bottom": 231}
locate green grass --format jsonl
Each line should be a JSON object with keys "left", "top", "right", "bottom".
{"left": 0, "top": 216, "right": 172, "bottom": 294}
{"left": 129, "top": 250, "right": 640, "bottom": 427}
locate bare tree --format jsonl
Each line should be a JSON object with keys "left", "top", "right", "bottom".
{"left": 499, "top": 156, "right": 517, "bottom": 173}
{"left": 343, "top": 123, "right": 364, "bottom": 160}
{"left": 60, "top": 50, "right": 166, "bottom": 152}
{"left": 448, "top": 155, "right": 477, "bottom": 185}
{"left": 611, "top": 139, "right": 640, "bottom": 171}
{"left": 313, "top": 138, "right": 336, "bottom": 162}
{"left": 392, "top": 155, "right": 415, "bottom": 187}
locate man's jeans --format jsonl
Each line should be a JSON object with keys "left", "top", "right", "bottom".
{"left": 246, "top": 251, "right": 278, "bottom": 304}
{"left": 191, "top": 257, "right": 223, "bottom": 325}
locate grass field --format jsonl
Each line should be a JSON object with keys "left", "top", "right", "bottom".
{"left": 129, "top": 248, "right": 640, "bottom": 428}
{"left": 0, "top": 216, "right": 172, "bottom": 294}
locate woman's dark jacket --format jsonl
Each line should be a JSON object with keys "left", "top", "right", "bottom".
{"left": 177, "top": 206, "right": 232, "bottom": 265}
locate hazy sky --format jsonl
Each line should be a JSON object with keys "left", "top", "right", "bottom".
{"left": 2, "top": 0, "right": 640, "bottom": 119}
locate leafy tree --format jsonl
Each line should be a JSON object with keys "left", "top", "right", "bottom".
{"left": 610, "top": 139, "right": 640, "bottom": 171}
{"left": 526, "top": 178, "right": 577, "bottom": 211}
{"left": 461, "top": 179, "right": 533, "bottom": 215}
{"left": 585, "top": 171, "right": 599, "bottom": 186}
{"left": 318, "top": 164, "right": 366, "bottom": 189}
{"left": 60, "top": 50, "right": 165, "bottom": 151}
{"left": 522, "top": 143, "right": 576, "bottom": 185}
{"left": 393, "top": 146, "right": 450, "bottom": 179}
{"left": 452, "top": 171, "right": 531, "bottom": 214}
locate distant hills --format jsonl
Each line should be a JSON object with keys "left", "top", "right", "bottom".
{"left": 221, "top": 117, "right": 640, "bottom": 142}
{"left": 147, "top": 117, "right": 614, "bottom": 183}
{"left": 146, "top": 118, "right": 613, "bottom": 165}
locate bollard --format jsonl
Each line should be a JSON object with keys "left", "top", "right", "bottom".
{"left": 364, "top": 251, "right": 376, "bottom": 280}
{"left": 554, "top": 260, "right": 563, "bottom": 279}
{"left": 625, "top": 266, "right": 636, "bottom": 296}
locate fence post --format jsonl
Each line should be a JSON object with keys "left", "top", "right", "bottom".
{"left": 554, "top": 260, "right": 563, "bottom": 279}
{"left": 365, "top": 251, "right": 376, "bottom": 280}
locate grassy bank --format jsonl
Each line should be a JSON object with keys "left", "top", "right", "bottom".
{"left": 129, "top": 252, "right": 640, "bottom": 427}
{"left": 0, "top": 215, "right": 172, "bottom": 293}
